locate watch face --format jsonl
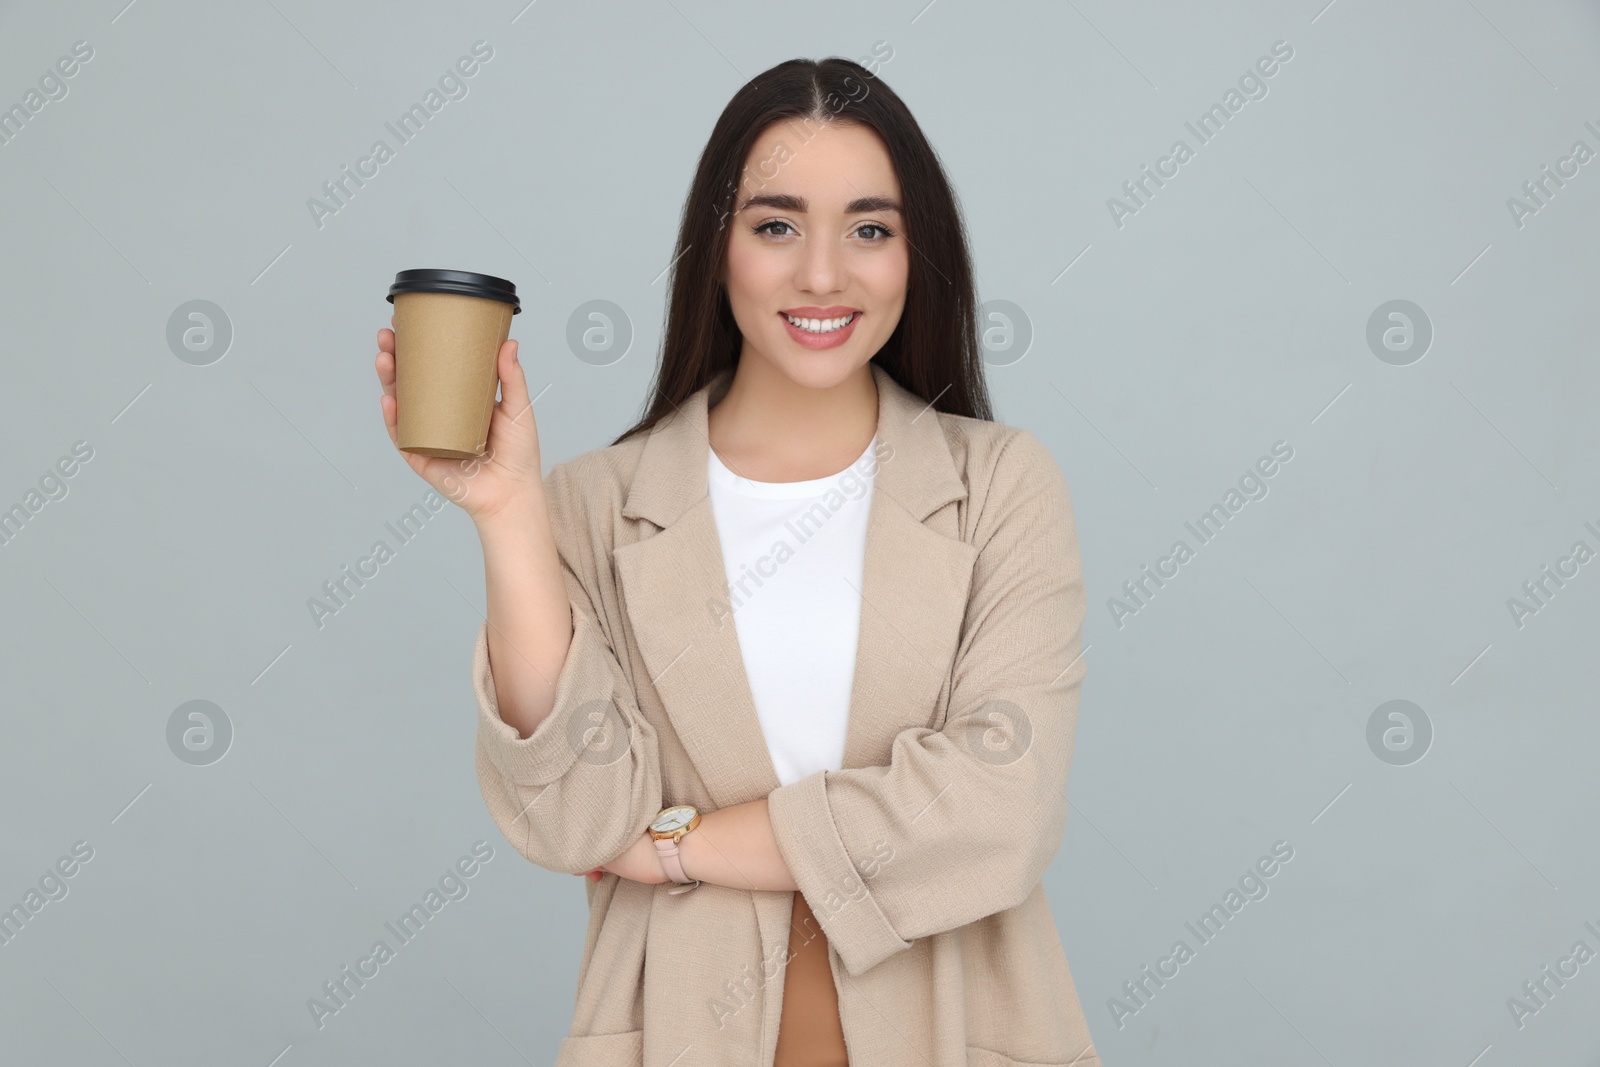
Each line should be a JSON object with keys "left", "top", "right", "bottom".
{"left": 651, "top": 805, "right": 696, "bottom": 833}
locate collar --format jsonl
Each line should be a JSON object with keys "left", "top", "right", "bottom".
{"left": 620, "top": 361, "right": 968, "bottom": 529}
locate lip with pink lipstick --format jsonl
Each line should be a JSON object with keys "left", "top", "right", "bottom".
{"left": 779, "top": 305, "right": 861, "bottom": 349}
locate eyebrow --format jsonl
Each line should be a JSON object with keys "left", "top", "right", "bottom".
{"left": 736, "top": 192, "right": 902, "bottom": 215}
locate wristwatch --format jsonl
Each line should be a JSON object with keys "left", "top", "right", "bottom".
{"left": 649, "top": 804, "right": 701, "bottom": 895}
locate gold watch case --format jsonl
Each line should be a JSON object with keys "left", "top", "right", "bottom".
{"left": 649, "top": 804, "right": 700, "bottom": 839}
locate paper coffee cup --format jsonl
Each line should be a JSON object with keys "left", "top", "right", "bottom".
{"left": 386, "top": 268, "right": 521, "bottom": 459}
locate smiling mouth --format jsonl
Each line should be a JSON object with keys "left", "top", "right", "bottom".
{"left": 780, "top": 310, "right": 860, "bottom": 334}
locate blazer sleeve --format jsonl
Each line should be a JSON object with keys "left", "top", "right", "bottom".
{"left": 767, "top": 428, "right": 1086, "bottom": 978}
{"left": 472, "top": 460, "right": 663, "bottom": 876}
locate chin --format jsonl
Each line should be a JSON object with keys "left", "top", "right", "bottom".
{"left": 770, "top": 351, "right": 870, "bottom": 392}
{"left": 761, "top": 333, "right": 876, "bottom": 385}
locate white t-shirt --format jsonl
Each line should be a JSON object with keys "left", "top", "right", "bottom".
{"left": 706, "top": 434, "right": 879, "bottom": 787}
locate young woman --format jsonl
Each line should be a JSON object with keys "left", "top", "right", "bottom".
{"left": 376, "top": 57, "right": 1097, "bottom": 1067}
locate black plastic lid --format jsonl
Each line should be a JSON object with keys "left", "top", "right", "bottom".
{"left": 387, "top": 268, "right": 521, "bottom": 314}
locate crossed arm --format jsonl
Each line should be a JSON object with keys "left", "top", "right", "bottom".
{"left": 488, "top": 431, "right": 1085, "bottom": 978}
{"left": 580, "top": 797, "right": 799, "bottom": 891}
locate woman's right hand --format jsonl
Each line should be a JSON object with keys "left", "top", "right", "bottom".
{"left": 375, "top": 316, "right": 544, "bottom": 525}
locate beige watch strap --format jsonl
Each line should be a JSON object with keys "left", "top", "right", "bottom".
{"left": 653, "top": 834, "right": 700, "bottom": 894}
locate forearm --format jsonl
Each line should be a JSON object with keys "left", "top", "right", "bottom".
{"left": 678, "top": 797, "right": 797, "bottom": 892}
{"left": 474, "top": 490, "right": 572, "bottom": 740}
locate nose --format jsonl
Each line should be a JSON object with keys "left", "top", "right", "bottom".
{"left": 794, "top": 236, "right": 846, "bottom": 296}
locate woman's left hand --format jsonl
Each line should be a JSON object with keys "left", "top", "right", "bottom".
{"left": 573, "top": 832, "right": 670, "bottom": 885}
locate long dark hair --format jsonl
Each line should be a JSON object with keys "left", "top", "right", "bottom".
{"left": 609, "top": 55, "right": 992, "bottom": 448}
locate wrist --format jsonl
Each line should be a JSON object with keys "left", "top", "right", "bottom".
{"left": 473, "top": 487, "right": 547, "bottom": 531}
{"left": 672, "top": 831, "right": 694, "bottom": 883}
{"left": 674, "top": 811, "right": 712, "bottom": 885}
{"left": 649, "top": 806, "right": 704, "bottom": 889}
{"left": 646, "top": 831, "right": 672, "bottom": 883}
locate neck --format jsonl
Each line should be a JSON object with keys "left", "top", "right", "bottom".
{"left": 707, "top": 358, "right": 878, "bottom": 482}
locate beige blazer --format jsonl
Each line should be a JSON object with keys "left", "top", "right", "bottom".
{"left": 472, "top": 362, "right": 1099, "bottom": 1067}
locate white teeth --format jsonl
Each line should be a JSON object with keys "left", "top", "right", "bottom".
{"left": 783, "top": 312, "right": 856, "bottom": 333}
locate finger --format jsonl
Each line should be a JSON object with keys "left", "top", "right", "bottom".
{"left": 377, "top": 394, "right": 439, "bottom": 481}
{"left": 379, "top": 393, "right": 399, "bottom": 447}
{"left": 376, "top": 346, "right": 396, "bottom": 397}
{"left": 376, "top": 326, "right": 397, "bottom": 400}
{"left": 495, "top": 338, "right": 531, "bottom": 418}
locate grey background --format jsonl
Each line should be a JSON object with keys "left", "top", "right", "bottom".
{"left": 1, "top": 0, "right": 1597, "bottom": 1064}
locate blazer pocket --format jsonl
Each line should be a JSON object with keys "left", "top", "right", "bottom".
{"left": 966, "top": 1044, "right": 1101, "bottom": 1067}
{"left": 554, "top": 1027, "right": 643, "bottom": 1066}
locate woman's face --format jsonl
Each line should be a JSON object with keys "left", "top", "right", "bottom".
{"left": 722, "top": 120, "right": 908, "bottom": 391}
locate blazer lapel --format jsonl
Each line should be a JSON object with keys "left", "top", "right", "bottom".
{"left": 614, "top": 362, "right": 979, "bottom": 809}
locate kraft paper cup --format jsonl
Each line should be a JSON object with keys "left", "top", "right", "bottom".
{"left": 386, "top": 269, "right": 521, "bottom": 459}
